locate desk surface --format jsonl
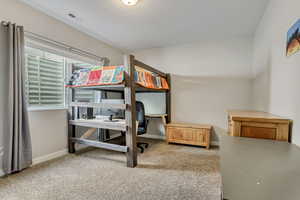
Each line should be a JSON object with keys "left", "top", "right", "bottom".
{"left": 145, "top": 114, "right": 167, "bottom": 118}
{"left": 220, "top": 133, "right": 300, "bottom": 200}
{"left": 228, "top": 110, "right": 290, "bottom": 123}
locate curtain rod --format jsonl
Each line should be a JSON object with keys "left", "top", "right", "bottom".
{"left": 1, "top": 20, "right": 108, "bottom": 63}
{"left": 25, "top": 31, "right": 107, "bottom": 62}
{"left": 1, "top": 21, "right": 8, "bottom": 26}
{"left": 1, "top": 21, "right": 22, "bottom": 28}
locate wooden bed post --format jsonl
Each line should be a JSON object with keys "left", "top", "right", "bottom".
{"left": 68, "top": 88, "right": 76, "bottom": 153}
{"left": 166, "top": 73, "right": 171, "bottom": 123}
{"left": 124, "top": 55, "right": 138, "bottom": 168}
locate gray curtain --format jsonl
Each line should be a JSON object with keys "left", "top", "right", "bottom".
{"left": 2, "top": 22, "right": 32, "bottom": 174}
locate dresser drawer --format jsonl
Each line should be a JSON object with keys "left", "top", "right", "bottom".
{"left": 168, "top": 127, "right": 203, "bottom": 141}
{"left": 241, "top": 126, "right": 276, "bottom": 140}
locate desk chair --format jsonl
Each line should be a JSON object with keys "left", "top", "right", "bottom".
{"left": 136, "top": 101, "right": 149, "bottom": 153}
{"left": 120, "top": 101, "right": 149, "bottom": 153}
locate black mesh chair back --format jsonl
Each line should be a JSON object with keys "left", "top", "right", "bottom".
{"left": 136, "top": 101, "right": 147, "bottom": 135}
{"left": 135, "top": 101, "right": 149, "bottom": 153}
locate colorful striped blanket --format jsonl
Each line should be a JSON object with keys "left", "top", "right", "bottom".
{"left": 66, "top": 65, "right": 169, "bottom": 90}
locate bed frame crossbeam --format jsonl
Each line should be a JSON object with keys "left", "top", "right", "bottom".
{"left": 134, "top": 59, "right": 167, "bottom": 78}
{"left": 71, "top": 138, "right": 128, "bottom": 152}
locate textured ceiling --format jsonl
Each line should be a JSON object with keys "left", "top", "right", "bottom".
{"left": 20, "top": 0, "right": 269, "bottom": 51}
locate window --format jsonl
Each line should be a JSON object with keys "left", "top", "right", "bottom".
{"left": 68, "top": 62, "right": 98, "bottom": 103}
{"left": 24, "top": 46, "right": 98, "bottom": 110}
{"left": 25, "top": 47, "right": 66, "bottom": 108}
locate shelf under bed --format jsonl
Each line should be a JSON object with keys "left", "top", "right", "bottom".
{"left": 68, "top": 83, "right": 168, "bottom": 93}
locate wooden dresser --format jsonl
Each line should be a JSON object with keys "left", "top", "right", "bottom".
{"left": 166, "top": 123, "right": 212, "bottom": 149}
{"left": 228, "top": 110, "right": 291, "bottom": 141}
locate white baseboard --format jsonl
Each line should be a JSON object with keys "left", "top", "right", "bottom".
{"left": 32, "top": 149, "right": 68, "bottom": 166}
{"left": 1, "top": 148, "right": 68, "bottom": 176}
{"left": 211, "top": 141, "right": 220, "bottom": 146}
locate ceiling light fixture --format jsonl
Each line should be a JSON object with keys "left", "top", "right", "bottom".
{"left": 121, "top": 0, "right": 139, "bottom": 6}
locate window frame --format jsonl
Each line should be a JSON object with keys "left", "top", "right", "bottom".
{"left": 24, "top": 39, "right": 100, "bottom": 112}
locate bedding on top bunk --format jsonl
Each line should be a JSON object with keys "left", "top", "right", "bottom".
{"left": 66, "top": 65, "right": 169, "bottom": 90}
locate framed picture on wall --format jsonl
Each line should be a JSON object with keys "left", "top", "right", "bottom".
{"left": 287, "top": 19, "right": 300, "bottom": 57}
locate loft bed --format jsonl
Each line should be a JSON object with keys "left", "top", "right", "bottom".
{"left": 67, "top": 55, "right": 171, "bottom": 168}
{"left": 66, "top": 61, "right": 169, "bottom": 92}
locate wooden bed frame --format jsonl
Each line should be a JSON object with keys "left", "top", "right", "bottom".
{"left": 68, "top": 55, "right": 171, "bottom": 168}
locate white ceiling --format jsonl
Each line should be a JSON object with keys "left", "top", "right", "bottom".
{"left": 20, "top": 0, "right": 269, "bottom": 51}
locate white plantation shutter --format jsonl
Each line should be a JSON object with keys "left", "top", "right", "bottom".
{"left": 71, "top": 63, "right": 97, "bottom": 103}
{"left": 24, "top": 46, "right": 101, "bottom": 109}
{"left": 25, "top": 48, "right": 65, "bottom": 107}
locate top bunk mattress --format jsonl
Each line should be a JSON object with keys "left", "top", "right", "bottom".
{"left": 66, "top": 65, "right": 169, "bottom": 90}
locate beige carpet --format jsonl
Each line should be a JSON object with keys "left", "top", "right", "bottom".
{"left": 0, "top": 139, "right": 221, "bottom": 200}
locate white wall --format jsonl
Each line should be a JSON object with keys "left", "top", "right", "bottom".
{"left": 252, "top": 66, "right": 271, "bottom": 111}
{"left": 133, "top": 37, "right": 253, "bottom": 77}
{"left": 133, "top": 37, "right": 254, "bottom": 141}
{"left": 0, "top": 0, "right": 123, "bottom": 167}
{"left": 28, "top": 110, "right": 68, "bottom": 160}
{"left": 252, "top": 0, "right": 300, "bottom": 145}
{"left": 172, "top": 75, "right": 253, "bottom": 141}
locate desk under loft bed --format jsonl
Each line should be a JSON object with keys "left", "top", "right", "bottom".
{"left": 66, "top": 55, "right": 171, "bottom": 168}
